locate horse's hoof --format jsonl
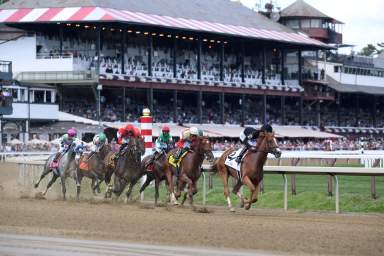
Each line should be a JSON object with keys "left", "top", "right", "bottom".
{"left": 34, "top": 184, "right": 38, "bottom": 189}
{"left": 230, "top": 207, "right": 236, "bottom": 212}
{"left": 245, "top": 204, "right": 251, "bottom": 210}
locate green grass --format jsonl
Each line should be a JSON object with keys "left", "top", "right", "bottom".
{"left": 142, "top": 173, "right": 384, "bottom": 213}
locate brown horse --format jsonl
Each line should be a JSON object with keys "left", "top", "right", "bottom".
{"left": 75, "top": 143, "right": 115, "bottom": 201}
{"left": 166, "top": 136, "right": 214, "bottom": 209}
{"left": 140, "top": 152, "right": 173, "bottom": 206}
{"left": 215, "top": 125, "right": 281, "bottom": 211}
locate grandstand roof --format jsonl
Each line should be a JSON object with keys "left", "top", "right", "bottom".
{"left": 280, "top": 0, "right": 343, "bottom": 24}
{"left": 0, "top": 0, "right": 328, "bottom": 48}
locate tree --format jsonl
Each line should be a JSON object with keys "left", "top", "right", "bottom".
{"left": 359, "top": 44, "right": 377, "bottom": 56}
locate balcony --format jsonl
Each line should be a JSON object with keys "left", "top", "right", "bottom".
{"left": 301, "top": 28, "right": 342, "bottom": 44}
{"left": 15, "top": 70, "right": 98, "bottom": 84}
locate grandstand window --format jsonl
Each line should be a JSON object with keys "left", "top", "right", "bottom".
{"left": 284, "top": 50, "right": 299, "bottom": 85}
{"left": 223, "top": 43, "right": 242, "bottom": 83}
{"left": 100, "top": 29, "right": 122, "bottom": 75}
{"left": 334, "top": 66, "right": 339, "bottom": 73}
{"left": 33, "top": 90, "right": 44, "bottom": 104}
{"left": 244, "top": 44, "right": 263, "bottom": 86}
{"left": 46, "top": 91, "right": 51, "bottom": 103}
{"left": 201, "top": 41, "right": 220, "bottom": 82}
{"left": 301, "top": 19, "right": 311, "bottom": 28}
{"left": 310, "top": 19, "right": 322, "bottom": 28}
{"left": 152, "top": 36, "right": 173, "bottom": 79}
{"left": 286, "top": 19, "right": 300, "bottom": 29}
{"left": 176, "top": 39, "right": 197, "bottom": 80}
{"left": 265, "top": 48, "right": 282, "bottom": 84}
{"left": 125, "top": 33, "right": 148, "bottom": 77}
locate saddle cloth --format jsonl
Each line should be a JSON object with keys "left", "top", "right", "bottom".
{"left": 224, "top": 148, "right": 247, "bottom": 172}
{"left": 79, "top": 154, "right": 90, "bottom": 171}
{"left": 168, "top": 151, "right": 189, "bottom": 168}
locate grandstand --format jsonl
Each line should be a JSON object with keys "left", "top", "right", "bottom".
{"left": 0, "top": 0, "right": 383, "bottom": 145}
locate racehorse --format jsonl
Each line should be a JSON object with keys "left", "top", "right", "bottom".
{"left": 75, "top": 143, "right": 115, "bottom": 201}
{"left": 166, "top": 136, "right": 214, "bottom": 209}
{"left": 214, "top": 125, "right": 281, "bottom": 211}
{"left": 112, "top": 137, "right": 145, "bottom": 202}
{"left": 35, "top": 142, "right": 82, "bottom": 200}
{"left": 140, "top": 148, "right": 176, "bottom": 206}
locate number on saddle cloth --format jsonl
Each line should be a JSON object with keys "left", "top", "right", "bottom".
{"left": 225, "top": 148, "right": 247, "bottom": 172}
{"left": 168, "top": 151, "right": 189, "bottom": 168}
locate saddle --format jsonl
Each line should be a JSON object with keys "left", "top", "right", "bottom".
{"left": 168, "top": 151, "right": 189, "bottom": 168}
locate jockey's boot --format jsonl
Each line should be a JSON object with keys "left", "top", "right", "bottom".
{"left": 145, "top": 153, "right": 157, "bottom": 169}
{"left": 52, "top": 152, "right": 61, "bottom": 164}
{"left": 236, "top": 146, "right": 248, "bottom": 164}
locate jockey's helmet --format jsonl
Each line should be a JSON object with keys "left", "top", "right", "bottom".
{"left": 98, "top": 132, "right": 107, "bottom": 143}
{"left": 67, "top": 128, "right": 77, "bottom": 138}
{"left": 125, "top": 124, "right": 135, "bottom": 134}
{"left": 162, "top": 126, "right": 170, "bottom": 132}
{"left": 189, "top": 127, "right": 199, "bottom": 136}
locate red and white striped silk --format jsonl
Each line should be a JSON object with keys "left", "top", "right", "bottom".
{"left": 0, "top": 6, "right": 326, "bottom": 47}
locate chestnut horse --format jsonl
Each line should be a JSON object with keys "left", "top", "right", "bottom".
{"left": 215, "top": 125, "right": 281, "bottom": 211}
{"left": 166, "top": 136, "right": 214, "bottom": 209}
{"left": 140, "top": 152, "right": 174, "bottom": 206}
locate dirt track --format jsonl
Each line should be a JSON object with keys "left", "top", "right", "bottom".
{"left": 0, "top": 163, "right": 383, "bottom": 256}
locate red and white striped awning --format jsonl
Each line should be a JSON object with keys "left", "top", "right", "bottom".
{"left": 0, "top": 7, "right": 327, "bottom": 47}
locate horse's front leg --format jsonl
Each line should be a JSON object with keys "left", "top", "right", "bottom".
{"left": 233, "top": 179, "right": 244, "bottom": 208}
{"left": 179, "top": 173, "right": 194, "bottom": 209}
{"left": 42, "top": 173, "right": 59, "bottom": 196}
{"left": 76, "top": 172, "right": 83, "bottom": 202}
{"left": 34, "top": 168, "right": 52, "bottom": 188}
{"left": 165, "top": 166, "right": 178, "bottom": 205}
{"left": 242, "top": 176, "right": 258, "bottom": 210}
{"left": 60, "top": 175, "right": 66, "bottom": 201}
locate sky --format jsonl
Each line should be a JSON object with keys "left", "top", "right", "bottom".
{"left": 239, "top": 0, "right": 384, "bottom": 53}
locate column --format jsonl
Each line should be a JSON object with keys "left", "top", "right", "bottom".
{"left": 337, "top": 93, "right": 341, "bottom": 126}
{"left": 121, "top": 31, "right": 126, "bottom": 74}
{"left": 241, "top": 42, "right": 245, "bottom": 83}
{"left": 198, "top": 91, "right": 203, "bottom": 124}
{"left": 197, "top": 38, "right": 202, "bottom": 80}
{"left": 281, "top": 96, "right": 285, "bottom": 125}
{"left": 220, "top": 42, "right": 224, "bottom": 81}
{"left": 299, "top": 94, "right": 303, "bottom": 125}
{"left": 372, "top": 95, "right": 377, "bottom": 127}
{"left": 281, "top": 49, "right": 285, "bottom": 85}
{"left": 241, "top": 94, "right": 245, "bottom": 126}
{"left": 262, "top": 47, "right": 266, "bottom": 84}
{"left": 298, "top": 49, "right": 303, "bottom": 86}
{"left": 220, "top": 92, "right": 225, "bottom": 124}
{"left": 355, "top": 94, "right": 359, "bottom": 126}
{"left": 317, "top": 100, "right": 321, "bottom": 127}
{"left": 173, "top": 37, "right": 177, "bottom": 78}
{"left": 122, "top": 87, "right": 126, "bottom": 122}
{"left": 263, "top": 94, "right": 267, "bottom": 124}
{"left": 59, "top": 26, "right": 63, "bottom": 56}
{"left": 96, "top": 26, "right": 101, "bottom": 74}
{"left": 148, "top": 36, "right": 153, "bottom": 77}
{"left": 173, "top": 90, "right": 178, "bottom": 122}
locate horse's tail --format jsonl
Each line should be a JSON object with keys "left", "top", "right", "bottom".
{"left": 208, "top": 157, "right": 220, "bottom": 173}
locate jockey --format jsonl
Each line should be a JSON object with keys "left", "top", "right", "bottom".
{"left": 148, "top": 126, "right": 173, "bottom": 166}
{"left": 90, "top": 132, "right": 108, "bottom": 155}
{"left": 116, "top": 124, "right": 136, "bottom": 158}
{"left": 52, "top": 128, "right": 79, "bottom": 164}
{"left": 236, "top": 127, "right": 260, "bottom": 164}
{"left": 173, "top": 126, "right": 199, "bottom": 161}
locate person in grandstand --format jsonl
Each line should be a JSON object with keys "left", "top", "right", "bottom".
{"left": 173, "top": 127, "right": 200, "bottom": 161}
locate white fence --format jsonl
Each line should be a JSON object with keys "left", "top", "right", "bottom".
{"left": 8, "top": 150, "right": 384, "bottom": 213}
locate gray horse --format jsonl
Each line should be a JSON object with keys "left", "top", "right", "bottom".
{"left": 75, "top": 143, "right": 115, "bottom": 201}
{"left": 35, "top": 142, "right": 82, "bottom": 200}
{"left": 112, "top": 138, "right": 145, "bottom": 202}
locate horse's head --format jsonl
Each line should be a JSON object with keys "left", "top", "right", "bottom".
{"left": 198, "top": 136, "right": 214, "bottom": 162}
{"left": 258, "top": 125, "right": 281, "bottom": 158}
